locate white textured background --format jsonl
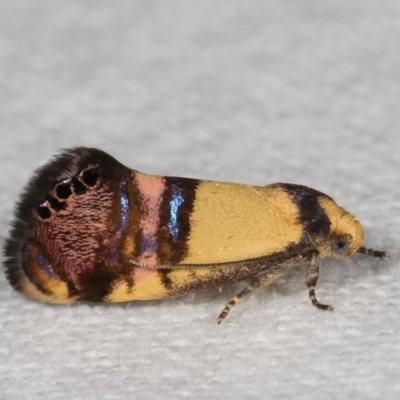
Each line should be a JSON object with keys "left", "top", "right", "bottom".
{"left": 1, "top": 1, "right": 399, "bottom": 399}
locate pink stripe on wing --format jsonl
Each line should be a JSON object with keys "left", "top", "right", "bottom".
{"left": 135, "top": 174, "right": 165, "bottom": 266}
{"left": 134, "top": 266, "right": 159, "bottom": 281}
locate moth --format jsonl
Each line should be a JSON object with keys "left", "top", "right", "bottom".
{"left": 3, "top": 148, "right": 389, "bottom": 323}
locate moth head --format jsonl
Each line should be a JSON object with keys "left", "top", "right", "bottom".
{"left": 318, "top": 197, "right": 364, "bottom": 258}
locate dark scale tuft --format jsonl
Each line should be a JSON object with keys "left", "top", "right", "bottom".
{"left": 37, "top": 205, "right": 52, "bottom": 220}
{"left": 80, "top": 168, "right": 99, "bottom": 187}
{"left": 54, "top": 182, "right": 73, "bottom": 200}
{"left": 47, "top": 196, "right": 67, "bottom": 211}
{"left": 3, "top": 147, "right": 127, "bottom": 296}
{"left": 71, "top": 177, "right": 87, "bottom": 195}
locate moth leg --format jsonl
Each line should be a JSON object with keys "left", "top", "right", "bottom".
{"left": 216, "top": 278, "right": 260, "bottom": 324}
{"left": 216, "top": 256, "right": 303, "bottom": 324}
{"left": 306, "top": 252, "right": 334, "bottom": 311}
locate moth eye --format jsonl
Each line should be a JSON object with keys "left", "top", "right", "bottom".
{"left": 332, "top": 239, "right": 350, "bottom": 254}
{"left": 80, "top": 168, "right": 99, "bottom": 187}
{"left": 54, "top": 181, "right": 73, "bottom": 200}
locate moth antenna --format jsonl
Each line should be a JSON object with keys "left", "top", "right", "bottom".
{"left": 357, "top": 246, "right": 390, "bottom": 258}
